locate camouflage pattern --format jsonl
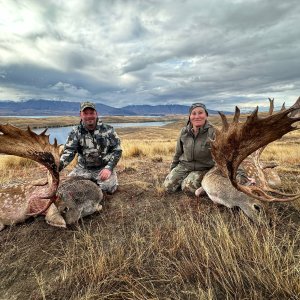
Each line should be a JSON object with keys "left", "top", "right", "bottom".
{"left": 163, "top": 164, "right": 249, "bottom": 195}
{"left": 60, "top": 119, "right": 122, "bottom": 193}
{"left": 60, "top": 119, "right": 122, "bottom": 171}
{"left": 163, "top": 164, "right": 208, "bottom": 194}
{"left": 68, "top": 167, "right": 118, "bottom": 194}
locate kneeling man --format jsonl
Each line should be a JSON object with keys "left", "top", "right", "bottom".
{"left": 59, "top": 101, "right": 122, "bottom": 194}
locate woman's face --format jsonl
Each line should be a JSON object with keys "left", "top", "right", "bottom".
{"left": 190, "top": 107, "right": 207, "bottom": 128}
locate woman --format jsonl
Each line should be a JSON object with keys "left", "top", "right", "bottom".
{"left": 163, "top": 103, "right": 252, "bottom": 194}
{"left": 163, "top": 103, "right": 215, "bottom": 194}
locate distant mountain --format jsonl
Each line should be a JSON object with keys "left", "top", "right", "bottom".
{"left": 123, "top": 104, "right": 220, "bottom": 115}
{"left": 0, "top": 99, "right": 225, "bottom": 116}
{"left": 0, "top": 99, "right": 133, "bottom": 116}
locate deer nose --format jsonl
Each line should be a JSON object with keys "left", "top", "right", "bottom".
{"left": 253, "top": 204, "right": 261, "bottom": 213}
{"left": 62, "top": 207, "right": 70, "bottom": 214}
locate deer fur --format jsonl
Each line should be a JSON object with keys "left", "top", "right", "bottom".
{"left": 0, "top": 125, "right": 103, "bottom": 231}
{"left": 195, "top": 98, "right": 300, "bottom": 222}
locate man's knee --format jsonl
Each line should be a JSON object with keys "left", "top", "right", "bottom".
{"left": 102, "top": 184, "right": 118, "bottom": 194}
{"left": 98, "top": 171, "right": 118, "bottom": 194}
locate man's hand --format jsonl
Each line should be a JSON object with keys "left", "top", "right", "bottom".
{"left": 99, "top": 169, "right": 112, "bottom": 181}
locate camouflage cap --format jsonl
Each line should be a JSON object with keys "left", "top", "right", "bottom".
{"left": 189, "top": 103, "right": 208, "bottom": 116}
{"left": 80, "top": 101, "right": 96, "bottom": 111}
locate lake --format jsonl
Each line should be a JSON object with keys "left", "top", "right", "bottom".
{"left": 34, "top": 121, "right": 172, "bottom": 144}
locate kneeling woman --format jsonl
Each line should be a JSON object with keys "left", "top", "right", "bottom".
{"left": 163, "top": 103, "right": 215, "bottom": 194}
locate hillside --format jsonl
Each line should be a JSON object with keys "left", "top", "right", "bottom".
{"left": 0, "top": 99, "right": 224, "bottom": 116}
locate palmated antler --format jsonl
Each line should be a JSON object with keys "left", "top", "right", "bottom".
{"left": 0, "top": 124, "right": 60, "bottom": 211}
{"left": 245, "top": 98, "right": 289, "bottom": 193}
{"left": 212, "top": 98, "right": 300, "bottom": 202}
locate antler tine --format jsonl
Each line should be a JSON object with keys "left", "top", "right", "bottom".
{"left": 231, "top": 183, "right": 300, "bottom": 203}
{"left": 233, "top": 106, "right": 240, "bottom": 123}
{"left": 255, "top": 99, "right": 275, "bottom": 157}
{"left": 219, "top": 112, "right": 229, "bottom": 131}
{"left": 280, "top": 102, "right": 286, "bottom": 111}
{"left": 291, "top": 96, "right": 300, "bottom": 108}
{"left": 0, "top": 124, "right": 60, "bottom": 202}
{"left": 211, "top": 99, "right": 300, "bottom": 203}
{"left": 268, "top": 98, "right": 274, "bottom": 115}
{"left": 289, "top": 96, "right": 300, "bottom": 117}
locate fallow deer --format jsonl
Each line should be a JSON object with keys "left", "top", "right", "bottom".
{"left": 196, "top": 98, "right": 300, "bottom": 222}
{"left": 0, "top": 124, "right": 103, "bottom": 231}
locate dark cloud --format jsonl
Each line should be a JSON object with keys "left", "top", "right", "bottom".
{"left": 0, "top": 0, "right": 299, "bottom": 110}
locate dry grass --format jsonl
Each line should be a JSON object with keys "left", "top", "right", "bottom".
{"left": 50, "top": 210, "right": 298, "bottom": 299}
{"left": 262, "top": 143, "right": 300, "bottom": 165}
{"left": 0, "top": 155, "right": 38, "bottom": 184}
{"left": 1, "top": 117, "right": 300, "bottom": 299}
{"left": 122, "top": 140, "right": 176, "bottom": 159}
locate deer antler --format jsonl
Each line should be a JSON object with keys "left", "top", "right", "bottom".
{"left": 0, "top": 124, "right": 60, "bottom": 209}
{"left": 211, "top": 98, "right": 300, "bottom": 202}
{"left": 289, "top": 96, "right": 300, "bottom": 117}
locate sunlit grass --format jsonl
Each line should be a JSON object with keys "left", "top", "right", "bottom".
{"left": 0, "top": 155, "right": 37, "bottom": 184}
{"left": 45, "top": 207, "right": 300, "bottom": 299}
{"left": 262, "top": 143, "right": 300, "bottom": 164}
{"left": 121, "top": 139, "right": 176, "bottom": 158}
{"left": 1, "top": 120, "right": 300, "bottom": 299}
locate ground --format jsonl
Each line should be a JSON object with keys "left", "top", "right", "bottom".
{"left": 1, "top": 118, "right": 300, "bottom": 299}
{"left": 1, "top": 156, "right": 300, "bottom": 300}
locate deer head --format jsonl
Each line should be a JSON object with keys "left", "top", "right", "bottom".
{"left": 0, "top": 124, "right": 104, "bottom": 231}
{"left": 211, "top": 98, "right": 300, "bottom": 202}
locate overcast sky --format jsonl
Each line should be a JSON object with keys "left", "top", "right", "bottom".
{"left": 0, "top": 0, "right": 299, "bottom": 111}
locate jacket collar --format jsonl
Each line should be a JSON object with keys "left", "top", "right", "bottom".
{"left": 187, "top": 120, "right": 212, "bottom": 134}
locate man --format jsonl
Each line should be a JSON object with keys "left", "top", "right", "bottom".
{"left": 59, "top": 101, "right": 122, "bottom": 194}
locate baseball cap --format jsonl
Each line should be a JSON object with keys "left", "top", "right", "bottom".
{"left": 80, "top": 101, "right": 96, "bottom": 111}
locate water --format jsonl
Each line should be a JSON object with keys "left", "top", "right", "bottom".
{"left": 0, "top": 115, "right": 63, "bottom": 118}
{"left": 0, "top": 115, "right": 164, "bottom": 118}
{"left": 34, "top": 121, "right": 172, "bottom": 144}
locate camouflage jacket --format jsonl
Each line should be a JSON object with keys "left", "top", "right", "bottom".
{"left": 60, "top": 119, "right": 122, "bottom": 170}
{"left": 170, "top": 121, "right": 215, "bottom": 172}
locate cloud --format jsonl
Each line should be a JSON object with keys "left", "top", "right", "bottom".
{"left": 0, "top": 0, "right": 300, "bottom": 110}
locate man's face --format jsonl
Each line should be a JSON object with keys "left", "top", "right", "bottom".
{"left": 80, "top": 108, "right": 98, "bottom": 130}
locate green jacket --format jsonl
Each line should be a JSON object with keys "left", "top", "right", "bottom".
{"left": 170, "top": 121, "right": 215, "bottom": 172}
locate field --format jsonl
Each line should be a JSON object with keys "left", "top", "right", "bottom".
{"left": 0, "top": 115, "right": 300, "bottom": 299}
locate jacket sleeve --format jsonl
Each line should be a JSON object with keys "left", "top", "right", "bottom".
{"left": 59, "top": 128, "right": 79, "bottom": 170}
{"left": 104, "top": 129, "right": 122, "bottom": 171}
{"left": 170, "top": 129, "right": 184, "bottom": 170}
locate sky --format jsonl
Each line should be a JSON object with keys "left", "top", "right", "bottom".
{"left": 0, "top": 0, "right": 300, "bottom": 111}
